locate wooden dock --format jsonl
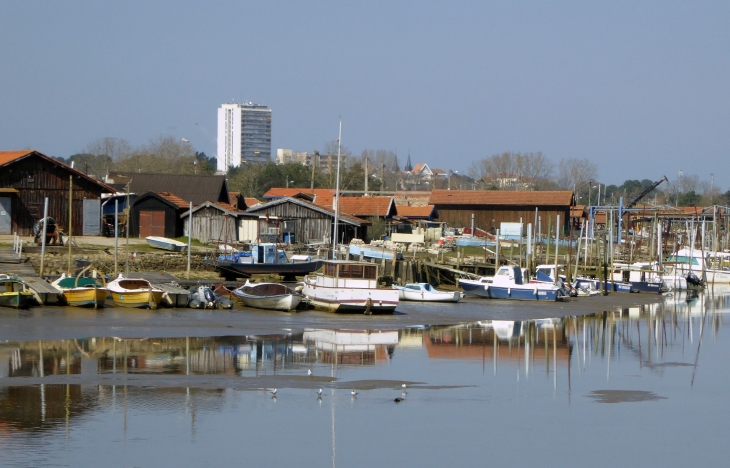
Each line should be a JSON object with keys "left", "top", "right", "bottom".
{"left": 0, "top": 247, "right": 38, "bottom": 277}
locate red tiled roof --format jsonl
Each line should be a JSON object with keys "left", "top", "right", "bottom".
{"left": 429, "top": 190, "right": 574, "bottom": 206}
{"left": 214, "top": 201, "right": 243, "bottom": 212}
{"left": 156, "top": 191, "right": 190, "bottom": 209}
{"left": 395, "top": 205, "right": 435, "bottom": 218}
{"left": 338, "top": 196, "right": 394, "bottom": 217}
{"left": 228, "top": 191, "right": 241, "bottom": 205}
{"left": 0, "top": 150, "right": 34, "bottom": 165}
{"left": 411, "top": 163, "right": 427, "bottom": 174}
{"left": 244, "top": 197, "right": 261, "bottom": 207}
{"left": 263, "top": 187, "right": 334, "bottom": 198}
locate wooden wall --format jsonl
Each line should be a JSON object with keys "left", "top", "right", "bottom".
{"left": 184, "top": 207, "right": 238, "bottom": 244}
{"left": 434, "top": 205, "right": 572, "bottom": 235}
{"left": 248, "top": 202, "right": 364, "bottom": 244}
{"left": 129, "top": 195, "right": 184, "bottom": 239}
{"left": 0, "top": 154, "right": 107, "bottom": 236}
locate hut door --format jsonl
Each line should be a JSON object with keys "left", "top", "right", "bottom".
{"left": 139, "top": 211, "right": 165, "bottom": 237}
{"left": 0, "top": 197, "right": 10, "bottom": 234}
{"left": 82, "top": 199, "right": 101, "bottom": 236}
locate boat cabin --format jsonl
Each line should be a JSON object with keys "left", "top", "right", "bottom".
{"left": 493, "top": 265, "right": 526, "bottom": 286}
{"left": 312, "top": 260, "right": 380, "bottom": 289}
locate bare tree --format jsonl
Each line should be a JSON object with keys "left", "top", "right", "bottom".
{"left": 469, "top": 152, "right": 554, "bottom": 189}
{"left": 557, "top": 158, "right": 598, "bottom": 191}
{"left": 85, "top": 137, "right": 132, "bottom": 161}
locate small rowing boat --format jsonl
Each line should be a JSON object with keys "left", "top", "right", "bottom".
{"left": 233, "top": 281, "right": 302, "bottom": 311}
{"left": 107, "top": 275, "right": 164, "bottom": 309}
{"left": 393, "top": 283, "right": 461, "bottom": 302}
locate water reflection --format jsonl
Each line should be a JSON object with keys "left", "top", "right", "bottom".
{"left": 0, "top": 287, "right": 729, "bottom": 445}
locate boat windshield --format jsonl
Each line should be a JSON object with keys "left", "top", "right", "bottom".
{"left": 328, "top": 263, "right": 378, "bottom": 279}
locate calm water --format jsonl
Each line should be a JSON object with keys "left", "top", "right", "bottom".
{"left": 1, "top": 291, "right": 729, "bottom": 467}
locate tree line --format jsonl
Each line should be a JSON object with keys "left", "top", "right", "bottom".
{"left": 62, "top": 137, "right": 725, "bottom": 207}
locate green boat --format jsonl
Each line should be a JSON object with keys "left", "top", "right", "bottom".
{"left": 0, "top": 274, "right": 35, "bottom": 309}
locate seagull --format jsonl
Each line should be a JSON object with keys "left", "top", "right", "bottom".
{"left": 402, "top": 383, "right": 407, "bottom": 389}
{"left": 351, "top": 390, "right": 358, "bottom": 397}
{"left": 394, "top": 397, "right": 405, "bottom": 403}
{"left": 269, "top": 388, "right": 277, "bottom": 395}
{"left": 308, "top": 369, "right": 313, "bottom": 376}
{"left": 318, "top": 388, "right": 323, "bottom": 396}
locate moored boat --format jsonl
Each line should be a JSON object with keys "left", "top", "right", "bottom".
{"left": 233, "top": 280, "right": 302, "bottom": 311}
{"left": 188, "top": 285, "right": 233, "bottom": 309}
{"left": 0, "top": 274, "right": 35, "bottom": 309}
{"left": 51, "top": 274, "right": 108, "bottom": 308}
{"left": 460, "top": 265, "right": 564, "bottom": 301}
{"left": 302, "top": 260, "right": 399, "bottom": 314}
{"left": 393, "top": 283, "right": 461, "bottom": 302}
{"left": 107, "top": 275, "right": 164, "bottom": 309}
{"left": 146, "top": 236, "right": 188, "bottom": 252}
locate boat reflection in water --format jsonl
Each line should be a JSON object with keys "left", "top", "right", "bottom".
{"left": 1, "top": 287, "right": 729, "bottom": 446}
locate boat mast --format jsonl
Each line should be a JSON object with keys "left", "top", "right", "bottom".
{"left": 332, "top": 119, "right": 342, "bottom": 260}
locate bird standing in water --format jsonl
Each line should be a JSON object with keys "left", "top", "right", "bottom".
{"left": 394, "top": 397, "right": 404, "bottom": 403}
{"left": 351, "top": 390, "right": 358, "bottom": 397}
{"left": 308, "top": 369, "right": 312, "bottom": 376}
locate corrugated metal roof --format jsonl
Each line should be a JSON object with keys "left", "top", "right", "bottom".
{"left": 429, "top": 189, "right": 574, "bottom": 206}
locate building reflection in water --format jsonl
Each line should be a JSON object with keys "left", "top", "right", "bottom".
{"left": 0, "top": 288, "right": 727, "bottom": 435}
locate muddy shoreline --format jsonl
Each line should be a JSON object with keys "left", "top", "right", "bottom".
{"left": 0, "top": 293, "right": 665, "bottom": 342}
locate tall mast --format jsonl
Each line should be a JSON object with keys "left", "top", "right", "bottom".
{"left": 332, "top": 119, "right": 342, "bottom": 260}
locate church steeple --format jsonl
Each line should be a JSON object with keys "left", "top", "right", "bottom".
{"left": 392, "top": 154, "right": 400, "bottom": 172}
{"left": 404, "top": 151, "right": 413, "bottom": 172}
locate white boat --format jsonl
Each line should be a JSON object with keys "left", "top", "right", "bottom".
{"left": 233, "top": 280, "right": 302, "bottom": 311}
{"left": 302, "top": 260, "right": 399, "bottom": 314}
{"left": 146, "top": 236, "right": 188, "bottom": 252}
{"left": 393, "top": 283, "right": 461, "bottom": 302}
{"left": 107, "top": 275, "right": 164, "bottom": 309}
{"left": 666, "top": 247, "right": 730, "bottom": 284}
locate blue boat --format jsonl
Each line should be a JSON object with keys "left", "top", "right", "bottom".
{"left": 459, "top": 265, "right": 564, "bottom": 301}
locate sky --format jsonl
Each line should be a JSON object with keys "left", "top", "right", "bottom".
{"left": 1, "top": 1, "right": 729, "bottom": 189}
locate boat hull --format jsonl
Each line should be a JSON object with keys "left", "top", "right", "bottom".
{"left": 0, "top": 292, "right": 34, "bottom": 309}
{"left": 110, "top": 290, "right": 165, "bottom": 308}
{"left": 235, "top": 292, "right": 302, "bottom": 311}
{"left": 59, "top": 288, "right": 108, "bottom": 307}
{"left": 461, "top": 280, "right": 560, "bottom": 301}
{"left": 146, "top": 236, "right": 187, "bottom": 252}
{"left": 205, "top": 259, "right": 323, "bottom": 278}
{"left": 574, "top": 278, "right": 634, "bottom": 293}
{"left": 302, "top": 283, "right": 398, "bottom": 314}
{"left": 395, "top": 287, "right": 461, "bottom": 302}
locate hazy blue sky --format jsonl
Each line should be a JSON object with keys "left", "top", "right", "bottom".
{"left": 1, "top": 1, "right": 728, "bottom": 188}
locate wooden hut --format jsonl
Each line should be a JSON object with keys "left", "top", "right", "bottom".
{"left": 182, "top": 201, "right": 256, "bottom": 244}
{"left": 428, "top": 190, "right": 575, "bottom": 235}
{"left": 128, "top": 192, "right": 190, "bottom": 238}
{"left": 245, "top": 197, "right": 367, "bottom": 245}
{"left": 0, "top": 150, "right": 115, "bottom": 236}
